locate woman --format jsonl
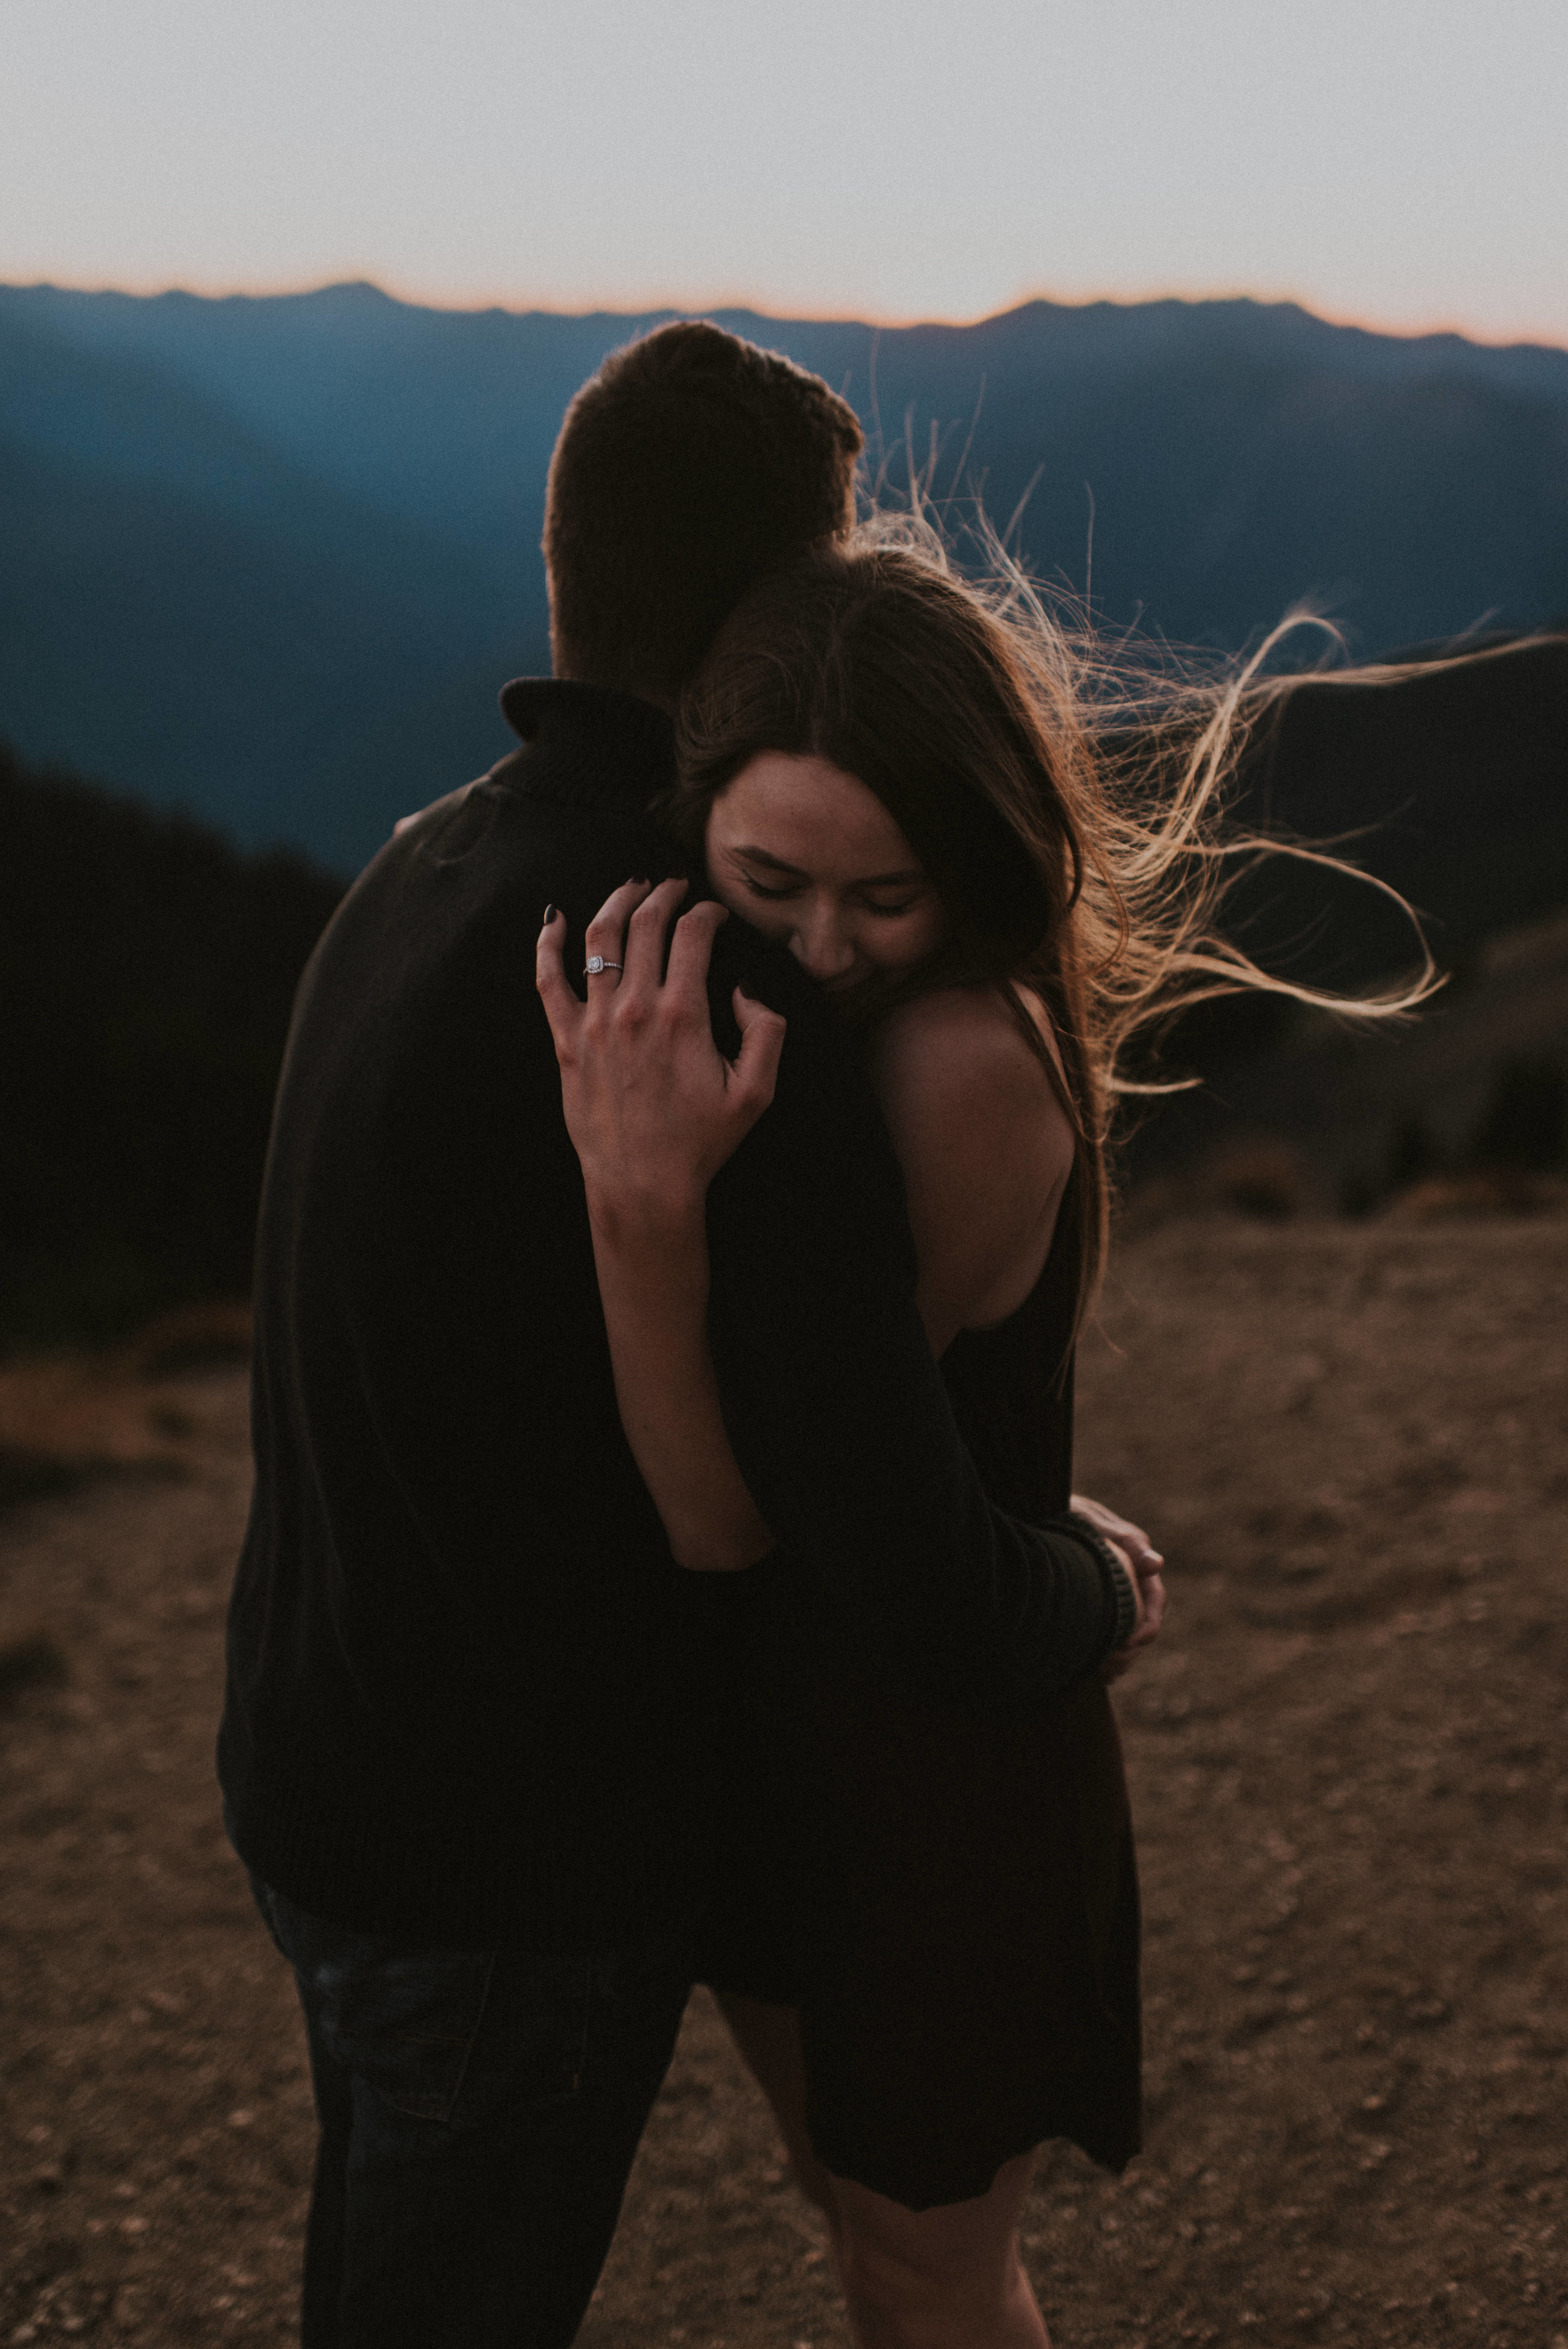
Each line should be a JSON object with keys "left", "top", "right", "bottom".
{"left": 537, "top": 528, "right": 1427, "bottom": 2347}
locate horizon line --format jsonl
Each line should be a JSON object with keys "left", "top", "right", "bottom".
{"left": 6, "top": 270, "right": 1567, "bottom": 359}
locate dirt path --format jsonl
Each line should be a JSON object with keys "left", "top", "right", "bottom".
{"left": 2, "top": 1219, "right": 1564, "bottom": 2347}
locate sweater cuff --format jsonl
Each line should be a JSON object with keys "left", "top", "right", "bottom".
{"left": 1061, "top": 1510, "right": 1140, "bottom": 1652}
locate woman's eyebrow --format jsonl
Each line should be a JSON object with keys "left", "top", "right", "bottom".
{"left": 733, "top": 845, "right": 808, "bottom": 875}
{"left": 734, "top": 844, "right": 925, "bottom": 887}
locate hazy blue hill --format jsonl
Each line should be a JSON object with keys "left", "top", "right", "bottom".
{"left": 833, "top": 302, "right": 1568, "bottom": 656}
{"left": 0, "top": 281, "right": 665, "bottom": 565}
{"left": 0, "top": 302, "right": 527, "bottom": 840}
{"left": 0, "top": 425, "right": 522, "bottom": 839}
{"left": 3, "top": 281, "right": 1567, "bottom": 867}
{"left": 16, "top": 282, "right": 1568, "bottom": 561}
{"left": 261, "top": 649, "right": 525, "bottom": 877}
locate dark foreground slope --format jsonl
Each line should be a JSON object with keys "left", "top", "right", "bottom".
{"left": 1, "top": 1218, "right": 1561, "bottom": 2345}
{"left": 1240, "top": 634, "right": 1568, "bottom": 973}
{"left": 1127, "top": 634, "right": 1568, "bottom": 1201}
{"left": 0, "top": 747, "right": 342, "bottom": 1347}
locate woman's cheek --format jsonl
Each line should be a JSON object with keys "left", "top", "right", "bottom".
{"left": 864, "top": 923, "right": 923, "bottom": 972}
{"left": 755, "top": 905, "right": 800, "bottom": 950}
{"left": 893, "top": 906, "right": 949, "bottom": 966}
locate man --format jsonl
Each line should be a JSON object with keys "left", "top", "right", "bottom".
{"left": 221, "top": 321, "right": 1158, "bottom": 2346}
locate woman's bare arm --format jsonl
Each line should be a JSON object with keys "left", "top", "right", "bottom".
{"left": 870, "top": 990, "right": 1156, "bottom": 1664}
{"left": 867, "top": 987, "right": 1076, "bottom": 1358}
{"left": 585, "top": 1197, "right": 774, "bottom": 1571}
{"left": 537, "top": 879, "right": 782, "bottom": 1572}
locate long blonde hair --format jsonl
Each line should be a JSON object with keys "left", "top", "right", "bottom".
{"left": 670, "top": 511, "right": 1438, "bottom": 1341}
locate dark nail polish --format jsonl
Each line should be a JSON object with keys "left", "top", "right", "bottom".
{"left": 543, "top": 904, "right": 556, "bottom": 925}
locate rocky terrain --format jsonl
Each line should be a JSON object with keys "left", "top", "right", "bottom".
{"left": 1, "top": 1215, "right": 1564, "bottom": 2347}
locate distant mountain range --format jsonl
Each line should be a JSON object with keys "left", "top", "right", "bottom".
{"left": 3, "top": 279, "right": 1568, "bottom": 873}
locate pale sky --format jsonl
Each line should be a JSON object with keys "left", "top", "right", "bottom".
{"left": 4, "top": 0, "right": 1566, "bottom": 345}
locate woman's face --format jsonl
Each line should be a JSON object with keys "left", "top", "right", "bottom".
{"left": 704, "top": 753, "right": 950, "bottom": 997}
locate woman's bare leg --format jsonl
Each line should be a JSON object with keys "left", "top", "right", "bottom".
{"left": 714, "top": 1992, "right": 842, "bottom": 2244}
{"left": 718, "top": 1993, "right": 1047, "bottom": 2348}
{"left": 830, "top": 2152, "right": 1049, "bottom": 2349}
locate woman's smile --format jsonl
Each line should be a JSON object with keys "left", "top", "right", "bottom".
{"left": 704, "top": 751, "right": 950, "bottom": 995}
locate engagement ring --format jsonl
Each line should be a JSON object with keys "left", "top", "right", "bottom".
{"left": 584, "top": 957, "right": 623, "bottom": 976}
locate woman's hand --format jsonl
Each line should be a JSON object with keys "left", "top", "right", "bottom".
{"left": 1070, "top": 1492, "right": 1167, "bottom": 1682}
{"left": 536, "top": 879, "right": 787, "bottom": 1236}
{"left": 536, "top": 879, "right": 782, "bottom": 1573}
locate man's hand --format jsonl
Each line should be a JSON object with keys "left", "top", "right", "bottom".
{"left": 1071, "top": 1492, "right": 1167, "bottom": 1681}
{"left": 537, "top": 879, "right": 787, "bottom": 1236}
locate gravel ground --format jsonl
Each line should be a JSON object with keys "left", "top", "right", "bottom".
{"left": 1, "top": 1215, "right": 1564, "bottom": 2348}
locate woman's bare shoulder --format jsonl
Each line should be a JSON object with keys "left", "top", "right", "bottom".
{"left": 869, "top": 986, "right": 1076, "bottom": 1342}
{"left": 871, "top": 986, "right": 1072, "bottom": 1148}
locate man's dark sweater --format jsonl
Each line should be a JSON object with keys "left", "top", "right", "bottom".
{"left": 219, "top": 683, "right": 1121, "bottom": 1949}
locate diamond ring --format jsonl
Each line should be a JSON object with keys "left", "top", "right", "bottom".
{"left": 584, "top": 957, "right": 623, "bottom": 977}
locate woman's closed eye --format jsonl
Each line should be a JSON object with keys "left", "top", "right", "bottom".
{"left": 738, "top": 871, "right": 923, "bottom": 918}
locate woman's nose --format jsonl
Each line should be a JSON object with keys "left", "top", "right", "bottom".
{"left": 789, "top": 905, "right": 856, "bottom": 982}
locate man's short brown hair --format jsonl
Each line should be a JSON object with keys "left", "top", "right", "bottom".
{"left": 543, "top": 321, "right": 864, "bottom": 705}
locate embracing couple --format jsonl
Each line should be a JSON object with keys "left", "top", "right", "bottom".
{"left": 220, "top": 321, "right": 1168, "bottom": 2348}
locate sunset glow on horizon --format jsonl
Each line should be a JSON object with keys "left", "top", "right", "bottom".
{"left": 5, "top": 0, "right": 1566, "bottom": 352}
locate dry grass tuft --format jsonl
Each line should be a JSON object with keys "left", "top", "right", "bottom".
{"left": 1385, "top": 1169, "right": 1568, "bottom": 1221}
{"left": 0, "top": 1301, "right": 251, "bottom": 1508}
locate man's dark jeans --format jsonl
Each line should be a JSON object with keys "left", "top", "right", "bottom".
{"left": 247, "top": 1874, "right": 694, "bottom": 2348}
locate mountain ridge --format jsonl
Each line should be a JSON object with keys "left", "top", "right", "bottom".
{"left": 2, "top": 280, "right": 1565, "bottom": 869}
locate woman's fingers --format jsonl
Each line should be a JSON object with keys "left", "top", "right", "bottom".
{"left": 1130, "top": 1571, "right": 1167, "bottom": 1645}
{"left": 539, "top": 884, "right": 786, "bottom": 1172}
{"left": 618, "top": 878, "right": 688, "bottom": 994}
{"left": 662, "top": 898, "right": 728, "bottom": 1001}
{"left": 731, "top": 989, "right": 787, "bottom": 1110}
{"left": 540, "top": 881, "right": 787, "bottom": 1216}
{"left": 584, "top": 878, "right": 657, "bottom": 989}
{"left": 540, "top": 879, "right": 726, "bottom": 1022}
{"left": 1069, "top": 1492, "right": 1164, "bottom": 1580}
{"left": 535, "top": 907, "right": 580, "bottom": 1054}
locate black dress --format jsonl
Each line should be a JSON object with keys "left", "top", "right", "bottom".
{"left": 701, "top": 1178, "right": 1143, "bottom": 2210}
